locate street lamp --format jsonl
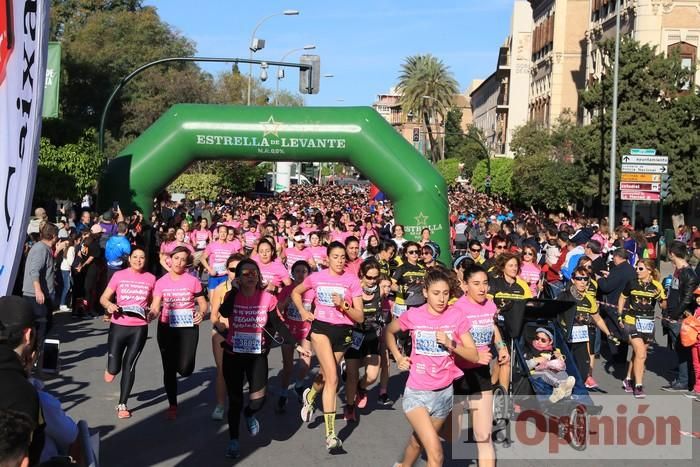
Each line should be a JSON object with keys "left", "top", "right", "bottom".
{"left": 422, "top": 95, "right": 444, "bottom": 161}
{"left": 275, "top": 44, "right": 316, "bottom": 105}
{"left": 247, "top": 9, "right": 300, "bottom": 106}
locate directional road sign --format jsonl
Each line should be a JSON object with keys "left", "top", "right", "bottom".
{"left": 620, "top": 182, "right": 661, "bottom": 192}
{"left": 621, "top": 191, "right": 661, "bottom": 201}
{"left": 621, "top": 155, "right": 668, "bottom": 165}
{"left": 620, "top": 173, "right": 662, "bottom": 182}
{"left": 630, "top": 148, "right": 657, "bottom": 156}
{"left": 621, "top": 164, "right": 667, "bottom": 174}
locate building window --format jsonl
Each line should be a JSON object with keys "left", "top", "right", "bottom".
{"left": 668, "top": 42, "right": 697, "bottom": 90}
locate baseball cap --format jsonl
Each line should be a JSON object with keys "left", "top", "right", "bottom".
{"left": 293, "top": 234, "right": 306, "bottom": 242}
{"left": 0, "top": 297, "right": 35, "bottom": 343}
{"left": 90, "top": 224, "right": 104, "bottom": 234}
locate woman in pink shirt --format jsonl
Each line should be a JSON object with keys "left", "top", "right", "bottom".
{"left": 293, "top": 241, "right": 364, "bottom": 452}
{"left": 99, "top": 246, "right": 156, "bottom": 419}
{"left": 201, "top": 225, "right": 240, "bottom": 301}
{"left": 384, "top": 268, "right": 482, "bottom": 467}
{"left": 254, "top": 238, "right": 292, "bottom": 294}
{"left": 520, "top": 245, "right": 543, "bottom": 297}
{"left": 159, "top": 228, "right": 194, "bottom": 274}
{"left": 218, "top": 258, "right": 308, "bottom": 459}
{"left": 308, "top": 232, "right": 328, "bottom": 269}
{"left": 283, "top": 233, "right": 317, "bottom": 271}
{"left": 148, "top": 246, "right": 207, "bottom": 420}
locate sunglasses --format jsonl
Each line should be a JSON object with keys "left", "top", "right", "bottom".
{"left": 470, "top": 248, "right": 481, "bottom": 253}
{"left": 227, "top": 267, "right": 237, "bottom": 272}
{"left": 573, "top": 276, "right": 589, "bottom": 281}
{"left": 636, "top": 267, "right": 646, "bottom": 271}
{"left": 422, "top": 250, "right": 433, "bottom": 255}
{"left": 495, "top": 245, "right": 507, "bottom": 250}
{"left": 406, "top": 250, "right": 419, "bottom": 255}
{"left": 523, "top": 251, "right": 534, "bottom": 256}
{"left": 364, "top": 274, "right": 380, "bottom": 281}
{"left": 239, "top": 270, "right": 258, "bottom": 277}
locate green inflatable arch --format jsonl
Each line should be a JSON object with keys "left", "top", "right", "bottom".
{"left": 101, "top": 104, "right": 450, "bottom": 263}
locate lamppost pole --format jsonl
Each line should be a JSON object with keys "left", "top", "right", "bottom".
{"left": 247, "top": 10, "right": 300, "bottom": 106}
{"left": 608, "top": 0, "right": 622, "bottom": 227}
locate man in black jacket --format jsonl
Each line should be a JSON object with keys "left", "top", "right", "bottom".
{"left": 662, "top": 241, "right": 699, "bottom": 392}
{"left": 597, "top": 248, "right": 635, "bottom": 360}
{"left": 0, "top": 296, "right": 44, "bottom": 465}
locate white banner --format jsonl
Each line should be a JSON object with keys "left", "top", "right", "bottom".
{"left": 0, "top": 0, "right": 51, "bottom": 295}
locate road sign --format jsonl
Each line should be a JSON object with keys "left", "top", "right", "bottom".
{"left": 621, "top": 191, "right": 661, "bottom": 201}
{"left": 620, "top": 182, "right": 660, "bottom": 192}
{"left": 620, "top": 173, "right": 661, "bottom": 182}
{"left": 630, "top": 148, "right": 657, "bottom": 156}
{"left": 621, "top": 164, "right": 667, "bottom": 174}
{"left": 621, "top": 155, "right": 668, "bottom": 165}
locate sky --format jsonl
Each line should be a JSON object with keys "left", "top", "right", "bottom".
{"left": 143, "top": 0, "right": 514, "bottom": 106}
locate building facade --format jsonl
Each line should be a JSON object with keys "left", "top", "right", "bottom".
{"left": 470, "top": 0, "right": 533, "bottom": 157}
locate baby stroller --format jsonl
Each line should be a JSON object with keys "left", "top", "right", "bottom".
{"left": 492, "top": 298, "right": 602, "bottom": 451}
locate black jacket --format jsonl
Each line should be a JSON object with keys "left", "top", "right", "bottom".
{"left": 597, "top": 260, "right": 636, "bottom": 313}
{"left": 0, "top": 346, "right": 44, "bottom": 465}
{"left": 668, "top": 266, "right": 699, "bottom": 320}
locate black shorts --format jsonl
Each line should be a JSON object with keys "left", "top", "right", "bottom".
{"left": 308, "top": 320, "right": 353, "bottom": 353}
{"left": 345, "top": 329, "right": 380, "bottom": 359}
{"left": 622, "top": 317, "right": 655, "bottom": 344}
{"left": 453, "top": 365, "right": 493, "bottom": 395}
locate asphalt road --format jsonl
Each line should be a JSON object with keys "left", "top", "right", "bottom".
{"left": 43, "top": 265, "right": 698, "bottom": 466}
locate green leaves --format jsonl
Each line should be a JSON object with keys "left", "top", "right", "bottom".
{"left": 435, "top": 159, "right": 462, "bottom": 185}
{"left": 472, "top": 158, "right": 513, "bottom": 197}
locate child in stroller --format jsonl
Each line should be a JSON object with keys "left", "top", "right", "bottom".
{"left": 525, "top": 327, "right": 576, "bottom": 403}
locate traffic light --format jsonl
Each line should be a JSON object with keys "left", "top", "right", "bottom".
{"left": 661, "top": 174, "right": 671, "bottom": 199}
{"left": 412, "top": 128, "right": 420, "bottom": 142}
{"left": 299, "top": 55, "right": 320, "bottom": 94}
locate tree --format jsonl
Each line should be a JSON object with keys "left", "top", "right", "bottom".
{"left": 443, "top": 108, "right": 485, "bottom": 174}
{"left": 396, "top": 54, "right": 459, "bottom": 163}
{"left": 472, "top": 158, "right": 513, "bottom": 197}
{"left": 35, "top": 129, "right": 105, "bottom": 202}
{"left": 435, "top": 159, "right": 462, "bottom": 186}
{"left": 579, "top": 38, "right": 700, "bottom": 206}
{"left": 168, "top": 173, "right": 223, "bottom": 202}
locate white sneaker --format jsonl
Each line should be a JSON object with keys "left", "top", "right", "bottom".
{"left": 59, "top": 305, "right": 70, "bottom": 312}
{"left": 549, "top": 386, "right": 567, "bottom": 404}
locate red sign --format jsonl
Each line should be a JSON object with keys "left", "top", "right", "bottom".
{"left": 621, "top": 190, "right": 660, "bottom": 201}
{"left": 619, "top": 182, "right": 660, "bottom": 192}
{"left": 0, "top": 0, "right": 14, "bottom": 85}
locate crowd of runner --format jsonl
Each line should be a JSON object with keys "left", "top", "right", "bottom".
{"left": 2, "top": 182, "right": 700, "bottom": 466}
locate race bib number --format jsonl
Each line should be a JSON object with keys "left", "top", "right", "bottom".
{"left": 635, "top": 318, "right": 654, "bottom": 334}
{"left": 169, "top": 309, "right": 194, "bottom": 328}
{"left": 197, "top": 240, "right": 207, "bottom": 249}
{"left": 233, "top": 332, "right": 263, "bottom": 354}
{"left": 393, "top": 303, "right": 407, "bottom": 318}
{"left": 316, "top": 286, "right": 345, "bottom": 306}
{"left": 414, "top": 330, "right": 451, "bottom": 357}
{"left": 286, "top": 303, "right": 303, "bottom": 321}
{"left": 570, "top": 325, "right": 589, "bottom": 343}
{"left": 213, "top": 263, "right": 227, "bottom": 275}
{"left": 350, "top": 331, "right": 365, "bottom": 350}
{"left": 120, "top": 305, "right": 146, "bottom": 320}
{"left": 470, "top": 324, "right": 493, "bottom": 347}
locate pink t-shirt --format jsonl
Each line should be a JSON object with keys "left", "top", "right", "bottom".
{"left": 257, "top": 260, "right": 290, "bottom": 288}
{"left": 399, "top": 304, "right": 471, "bottom": 390}
{"left": 451, "top": 296, "right": 497, "bottom": 370}
{"left": 108, "top": 268, "right": 156, "bottom": 326}
{"left": 344, "top": 258, "right": 362, "bottom": 277}
{"left": 520, "top": 262, "right": 541, "bottom": 297}
{"left": 226, "top": 290, "right": 278, "bottom": 351}
{"left": 302, "top": 269, "right": 362, "bottom": 326}
{"left": 285, "top": 247, "right": 314, "bottom": 268}
{"left": 153, "top": 273, "right": 202, "bottom": 325}
{"left": 330, "top": 230, "right": 350, "bottom": 244}
{"left": 278, "top": 284, "right": 314, "bottom": 322}
{"left": 192, "top": 229, "right": 212, "bottom": 250}
{"left": 243, "top": 231, "right": 260, "bottom": 248}
{"left": 309, "top": 246, "right": 328, "bottom": 268}
{"left": 160, "top": 241, "right": 194, "bottom": 255}
{"left": 205, "top": 241, "right": 241, "bottom": 276}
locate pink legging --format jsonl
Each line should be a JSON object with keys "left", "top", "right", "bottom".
{"left": 691, "top": 344, "right": 700, "bottom": 393}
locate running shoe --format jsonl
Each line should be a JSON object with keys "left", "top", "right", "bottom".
{"left": 166, "top": 405, "right": 177, "bottom": 420}
{"left": 355, "top": 388, "right": 368, "bottom": 409}
{"left": 622, "top": 378, "right": 633, "bottom": 393}
{"left": 300, "top": 388, "right": 316, "bottom": 422}
{"left": 104, "top": 370, "right": 115, "bottom": 383}
{"left": 584, "top": 376, "right": 599, "bottom": 389}
{"left": 226, "top": 439, "right": 240, "bottom": 459}
{"left": 683, "top": 391, "right": 700, "bottom": 399}
{"left": 633, "top": 385, "right": 646, "bottom": 399}
{"left": 276, "top": 395, "right": 288, "bottom": 414}
{"left": 343, "top": 405, "right": 356, "bottom": 422}
{"left": 378, "top": 392, "right": 391, "bottom": 406}
{"left": 211, "top": 405, "right": 225, "bottom": 421}
{"left": 246, "top": 415, "right": 260, "bottom": 437}
{"left": 325, "top": 433, "right": 343, "bottom": 452}
{"left": 116, "top": 404, "right": 131, "bottom": 419}
{"left": 661, "top": 382, "right": 688, "bottom": 392}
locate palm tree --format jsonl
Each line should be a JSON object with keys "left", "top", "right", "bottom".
{"left": 396, "top": 54, "right": 459, "bottom": 162}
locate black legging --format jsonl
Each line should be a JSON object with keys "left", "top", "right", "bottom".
{"left": 223, "top": 352, "right": 268, "bottom": 439}
{"left": 107, "top": 323, "right": 148, "bottom": 404}
{"left": 157, "top": 323, "right": 199, "bottom": 406}
{"left": 571, "top": 342, "right": 591, "bottom": 381}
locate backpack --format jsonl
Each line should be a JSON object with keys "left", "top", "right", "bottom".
{"left": 680, "top": 314, "right": 700, "bottom": 347}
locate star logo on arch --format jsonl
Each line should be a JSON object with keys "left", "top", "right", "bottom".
{"left": 414, "top": 212, "right": 428, "bottom": 226}
{"left": 261, "top": 116, "right": 281, "bottom": 137}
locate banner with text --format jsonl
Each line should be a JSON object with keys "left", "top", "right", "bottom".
{"left": 42, "top": 41, "right": 60, "bottom": 118}
{"left": 0, "top": 0, "right": 51, "bottom": 294}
